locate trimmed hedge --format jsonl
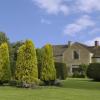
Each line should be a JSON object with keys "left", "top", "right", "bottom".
{"left": 55, "top": 62, "right": 68, "bottom": 80}
{"left": 87, "top": 63, "right": 100, "bottom": 81}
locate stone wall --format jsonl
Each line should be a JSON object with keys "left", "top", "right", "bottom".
{"left": 63, "top": 43, "right": 92, "bottom": 74}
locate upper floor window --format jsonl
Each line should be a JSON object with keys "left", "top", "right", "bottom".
{"left": 73, "top": 50, "right": 80, "bottom": 60}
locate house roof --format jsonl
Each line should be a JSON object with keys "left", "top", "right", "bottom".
{"left": 52, "top": 42, "right": 100, "bottom": 58}
{"left": 92, "top": 47, "right": 100, "bottom": 58}
{"left": 52, "top": 45, "right": 68, "bottom": 56}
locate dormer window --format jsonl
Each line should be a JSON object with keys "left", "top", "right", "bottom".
{"left": 73, "top": 50, "right": 80, "bottom": 60}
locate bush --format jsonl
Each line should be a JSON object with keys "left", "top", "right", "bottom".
{"left": 72, "top": 71, "right": 85, "bottom": 78}
{"left": 87, "top": 63, "right": 100, "bottom": 81}
{"left": 55, "top": 62, "right": 68, "bottom": 80}
{"left": 72, "top": 64, "right": 88, "bottom": 78}
{"left": 9, "top": 80, "right": 17, "bottom": 86}
{"left": 54, "top": 79, "right": 62, "bottom": 87}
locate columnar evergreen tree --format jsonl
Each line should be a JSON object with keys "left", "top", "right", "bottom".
{"left": 10, "top": 41, "right": 24, "bottom": 79}
{"left": 36, "top": 48, "right": 43, "bottom": 79}
{"left": 0, "top": 32, "right": 13, "bottom": 79}
{"left": 15, "top": 40, "right": 38, "bottom": 84}
{"left": 0, "top": 43, "right": 11, "bottom": 83}
{"left": 41, "top": 44, "right": 56, "bottom": 85}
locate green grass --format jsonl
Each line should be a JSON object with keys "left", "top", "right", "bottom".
{"left": 0, "top": 78, "right": 100, "bottom": 100}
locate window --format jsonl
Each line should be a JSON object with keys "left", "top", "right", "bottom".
{"left": 72, "top": 68, "right": 79, "bottom": 73}
{"left": 73, "top": 50, "right": 80, "bottom": 60}
{"left": 72, "top": 65, "right": 80, "bottom": 73}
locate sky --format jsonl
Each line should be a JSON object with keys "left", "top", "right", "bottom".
{"left": 0, "top": 0, "right": 100, "bottom": 47}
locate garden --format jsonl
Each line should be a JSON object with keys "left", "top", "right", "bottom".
{"left": 0, "top": 32, "right": 100, "bottom": 100}
{"left": 0, "top": 78, "right": 100, "bottom": 100}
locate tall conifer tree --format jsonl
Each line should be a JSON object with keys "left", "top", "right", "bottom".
{"left": 41, "top": 44, "right": 56, "bottom": 85}
{"left": 0, "top": 43, "right": 11, "bottom": 83}
{"left": 15, "top": 40, "right": 38, "bottom": 84}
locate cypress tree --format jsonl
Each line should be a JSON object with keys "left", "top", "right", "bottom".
{"left": 41, "top": 44, "right": 56, "bottom": 85}
{"left": 15, "top": 40, "right": 38, "bottom": 85}
{"left": 0, "top": 43, "right": 11, "bottom": 83}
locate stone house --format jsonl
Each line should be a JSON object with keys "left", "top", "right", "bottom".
{"left": 52, "top": 41, "right": 100, "bottom": 74}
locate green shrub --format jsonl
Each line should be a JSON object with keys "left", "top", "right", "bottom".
{"left": 87, "top": 63, "right": 100, "bottom": 81}
{"left": 72, "top": 64, "right": 88, "bottom": 78}
{"left": 55, "top": 62, "right": 68, "bottom": 80}
{"left": 9, "top": 80, "right": 17, "bottom": 86}
{"left": 54, "top": 79, "right": 63, "bottom": 87}
{"left": 72, "top": 71, "right": 85, "bottom": 78}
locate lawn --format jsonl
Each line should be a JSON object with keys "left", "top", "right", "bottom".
{"left": 0, "top": 78, "right": 100, "bottom": 100}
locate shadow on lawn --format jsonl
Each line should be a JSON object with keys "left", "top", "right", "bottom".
{"left": 62, "top": 78, "right": 100, "bottom": 90}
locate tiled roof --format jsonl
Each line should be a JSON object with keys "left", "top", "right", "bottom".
{"left": 52, "top": 45, "right": 68, "bottom": 56}
{"left": 52, "top": 42, "right": 100, "bottom": 58}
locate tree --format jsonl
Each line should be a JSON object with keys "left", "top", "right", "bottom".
{"left": 0, "top": 32, "right": 9, "bottom": 45}
{"left": 15, "top": 40, "right": 38, "bottom": 85}
{"left": 41, "top": 44, "right": 56, "bottom": 85}
{"left": 0, "top": 32, "right": 14, "bottom": 79}
{"left": 10, "top": 41, "right": 24, "bottom": 79}
{"left": 36, "top": 48, "right": 43, "bottom": 79}
{"left": 55, "top": 62, "right": 68, "bottom": 80}
{"left": 0, "top": 43, "right": 11, "bottom": 83}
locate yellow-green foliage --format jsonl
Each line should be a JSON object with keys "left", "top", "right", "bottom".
{"left": 0, "top": 43, "right": 11, "bottom": 82}
{"left": 15, "top": 40, "right": 38, "bottom": 84}
{"left": 41, "top": 44, "right": 56, "bottom": 81}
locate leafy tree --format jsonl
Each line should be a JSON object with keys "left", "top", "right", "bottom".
{"left": 41, "top": 44, "right": 56, "bottom": 85}
{"left": 15, "top": 40, "right": 38, "bottom": 85}
{"left": 0, "top": 43, "right": 11, "bottom": 83}
{"left": 0, "top": 32, "right": 9, "bottom": 45}
{"left": 36, "top": 48, "right": 43, "bottom": 79}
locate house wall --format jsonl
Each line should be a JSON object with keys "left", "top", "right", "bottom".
{"left": 54, "top": 55, "right": 63, "bottom": 62}
{"left": 63, "top": 43, "right": 92, "bottom": 74}
{"left": 92, "top": 58, "right": 100, "bottom": 63}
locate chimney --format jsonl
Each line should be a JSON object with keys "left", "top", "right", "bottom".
{"left": 95, "top": 41, "right": 99, "bottom": 47}
{"left": 68, "top": 41, "right": 72, "bottom": 47}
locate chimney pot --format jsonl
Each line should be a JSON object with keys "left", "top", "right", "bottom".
{"left": 95, "top": 41, "right": 99, "bottom": 47}
{"left": 68, "top": 41, "right": 72, "bottom": 47}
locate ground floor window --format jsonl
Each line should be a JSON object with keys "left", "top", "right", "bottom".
{"left": 72, "top": 68, "right": 79, "bottom": 73}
